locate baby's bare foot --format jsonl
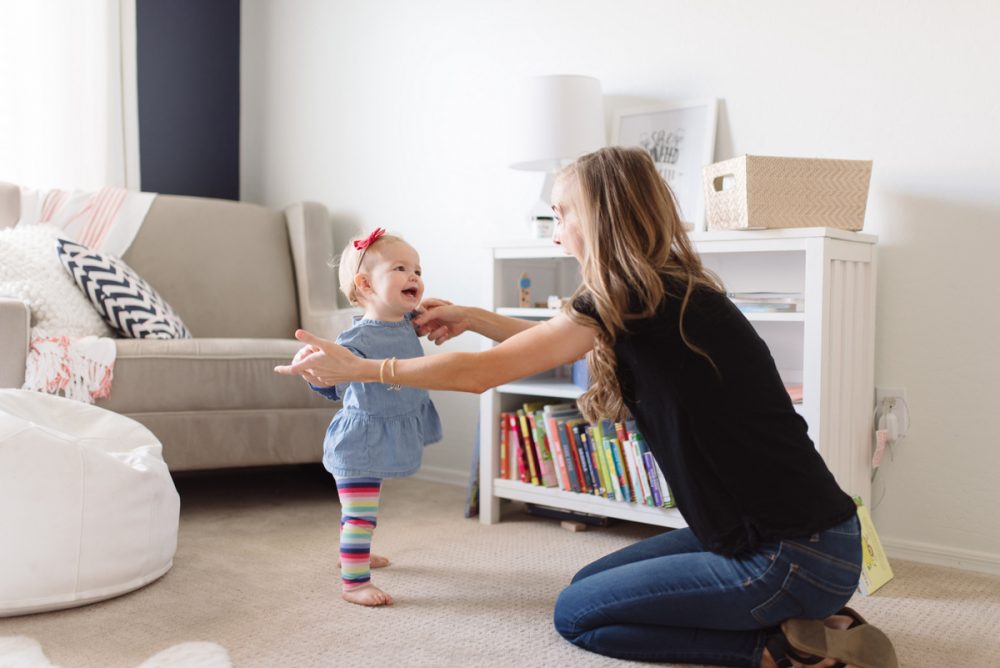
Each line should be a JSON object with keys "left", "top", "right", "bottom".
{"left": 342, "top": 584, "right": 393, "bottom": 607}
{"left": 337, "top": 554, "right": 390, "bottom": 569}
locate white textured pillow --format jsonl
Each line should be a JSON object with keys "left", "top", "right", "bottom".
{"left": 0, "top": 224, "right": 113, "bottom": 337}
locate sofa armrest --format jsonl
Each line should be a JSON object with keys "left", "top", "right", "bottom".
{"left": 0, "top": 181, "right": 20, "bottom": 229}
{"left": 285, "top": 201, "right": 359, "bottom": 338}
{"left": 0, "top": 297, "right": 30, "bottom": 388}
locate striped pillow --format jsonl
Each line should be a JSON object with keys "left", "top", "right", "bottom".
{"left": 56, "top": 239, "right": 192, "bottom": 339}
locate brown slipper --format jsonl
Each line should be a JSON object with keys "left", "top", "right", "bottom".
{"left": 781, "top": 614, "right": 898, "bottom": 668}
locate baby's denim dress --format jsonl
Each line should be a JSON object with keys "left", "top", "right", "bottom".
{"left": 311, "top": 314, "right": 442, "bottom": 479}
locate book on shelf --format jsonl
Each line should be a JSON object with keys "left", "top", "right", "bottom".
{"left": 505, "top": 412, "right": 529, "bottom": 483}
{"left": 601, "top": 420, "right": 629, "bottom": 502}
{"left": 547, "top": 406, "right": 583, "bottom": 492}
{"left": 524, "top": 403, "right": 558, "bottom": 488}
{"left": 583, "top": 424, "right": 611, "bottom": 497}
{"left": 498, "top": 414, "right": 510, "bottom": 480}
{"left": 568, "top": 420, "right": 595, "bottom": 494}
{"left": 543, "top": 403, "right": 578, "bottom": 491}
{"left": 784, "top": 383, "right": 803, "bottom": 404}
{"left": 572, "top": 422, "right": 594, "bottom": 494}
{"left": 516, "top": 409, "right": 541, "bottom": 485}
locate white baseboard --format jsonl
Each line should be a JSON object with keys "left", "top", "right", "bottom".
{"left": 413, "top": 465, "right": 468, "bottom": 488}
{"left": 883, "top": 536, "right": 1000, "bottom": 576}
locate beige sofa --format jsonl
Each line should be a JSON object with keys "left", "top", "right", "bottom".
{"left": 0, "top": 183, "right": 356, "bottom": 471}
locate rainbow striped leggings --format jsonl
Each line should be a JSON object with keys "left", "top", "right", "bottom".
{"left": 334, "top": 476, "right": 382, "bottom": 591}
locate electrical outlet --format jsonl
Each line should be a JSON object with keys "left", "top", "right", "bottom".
{"left": 875, "top": 386, "right": 909, "bottom": 437}
{"left": 875, "top": 386, "right": 906, "bottom": 408}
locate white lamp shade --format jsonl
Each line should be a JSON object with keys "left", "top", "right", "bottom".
{"left": 509, "top": 75, "right": 605, "bottom": 171}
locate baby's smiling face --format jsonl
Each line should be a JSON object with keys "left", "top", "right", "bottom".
{"left": 357, "top": 240, "right": 424, "bottom": 321}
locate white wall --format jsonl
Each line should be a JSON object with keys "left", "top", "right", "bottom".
{"left": 241, "top": 0, "right": 1000, "bottom": 572}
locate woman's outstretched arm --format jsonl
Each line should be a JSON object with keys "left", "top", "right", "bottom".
{"left": 413, "top": 298, "right": 538, "bottom": 345}
{"left": 275, "top": 311, "right": 595, "bottom": 394}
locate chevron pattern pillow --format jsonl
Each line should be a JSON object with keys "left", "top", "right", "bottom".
{"left": 56, "top": 239, "right": 192, "bottom": 339}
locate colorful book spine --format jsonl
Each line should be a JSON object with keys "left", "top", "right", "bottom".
{"left": 620, "top": 431, "right": 642, "bottom": 504}
{"left": 516, "top": 409, "right": 540, "bottom": 486}
{"left": 596, "top": 425, "right": 622, "bottom": 502}
{"left": 542, "top": 410, "right": 570, "bottom": 490}
{"left": 602, "top": 421, "right": 628, "bottom": 501}
{"left": 583, "top": 425, "right": 607, "bottom": 497}
{"left": 528, "top": 411, "right": 558, "bottom": 488}
{"left": 508, "top": 413, "right": 528, "bottom": 483}
{"left": 614, "top": 422, "right": 637, "bottom": 502}
{"left": 555, "top": 417, "right": 582, "bottom": 492}
{"left": 643, "top": 450, "right": 664, "bottom": 507}
{"left": 655, "top": 460, "right": 673, "bottom": 507}
{"left": 629, "top": 435, "right": 653, "bottom": 506}
{"left": 499, "top": 414, "right": 510, "bottom": 480}
{"left": 566, "top": 420, "right": 591, "bottom": 493}
{"left": 570, "top": 421, "right": 595, "bottom": 494}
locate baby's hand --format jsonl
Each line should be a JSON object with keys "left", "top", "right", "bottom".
{"left": 291, "top": 344, "right": 328, "bottom": 386}
{"left": 293, "top": 344, "right": 320, "bottom": 365}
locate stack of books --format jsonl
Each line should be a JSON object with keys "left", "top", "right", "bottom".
{"left": 728, "top": 291, "right": 804, "bottom": 314}
{"left": 498, "top": 402, "right": 675, "bottom": 509}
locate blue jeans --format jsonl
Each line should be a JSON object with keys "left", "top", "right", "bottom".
{"left": 553, "top": 515, "right": 861, "bottom": 667}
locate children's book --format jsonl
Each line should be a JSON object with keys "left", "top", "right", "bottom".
{"left": 643, "top": 450, "right": 664, "bottom": 507}
{"left": 526, "top": 408, "right": 558, "bottom": 488}
{"left": 543, "top": 403, "right": 578, "bottom": 491}
{"left": 516, "top": 409, "right": 541, "bottom": 485}
{"left": 615, "top": 422, "right": 638, "bottom": 502}
{"left": 583, "top": 424, "right": 607, "bottom": 497}
{"left": 629, "top": 436, "right": 653, "bottom": 506}
{"left": 563, "top": 418, "right": 589, "bottom": 493}
{"left": 507, "top": 413, "right": 528, "bottom": 483}
{"left": 569, "top": 420, "right": 595, "bottom": 494}
{"left": 553, "top": 414, "right": 582, "bottom": 492}
{"left": 499, "top": 413, "right": 510, "bottom": 480}
{"left": 601, "top": 421, "right": 628, "bottom": 502}
{"left": 855, "top": 496, "right": 894, "bottom": 595}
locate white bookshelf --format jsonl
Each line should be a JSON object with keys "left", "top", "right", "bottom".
{"left": 478, "top": 228, "right": 877, "bottom": 526}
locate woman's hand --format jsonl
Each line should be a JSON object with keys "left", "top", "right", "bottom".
{"left": 274, "top": 330, "right": 363, "bottom": 386}
{"left": 290, "top": 343, "right": 326, "bottom": 386}
{"left": 413, "top": 298, "right": 471, "bottom": 345}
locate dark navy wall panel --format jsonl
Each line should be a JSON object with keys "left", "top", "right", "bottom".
{"left": 137, "top": 0, "right": 240, "bottom": 200}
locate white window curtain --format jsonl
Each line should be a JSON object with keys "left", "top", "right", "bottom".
{"left": 0, "top": 0, "right": 140, "bottom": 191}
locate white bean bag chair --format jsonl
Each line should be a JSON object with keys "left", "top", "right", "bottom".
{"left": 0, "top": 389, "right": 179, "bottom": 616}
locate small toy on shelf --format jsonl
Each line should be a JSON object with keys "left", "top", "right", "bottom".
{"left": 518, "top": 273, "right": 532, "bottom": 307}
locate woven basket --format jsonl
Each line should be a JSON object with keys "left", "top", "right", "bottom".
{"left": 703, "top": 155, "right": 872, "bottom": 231}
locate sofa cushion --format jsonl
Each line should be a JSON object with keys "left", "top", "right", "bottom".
{"left": 121, "top": 196, "right": 300, "bottom": 338}
{"left": 99, "top": 338, "right": 335, "bottom": 414}
{"left": 56, "top": 239, "right": 191, "bottom": 339}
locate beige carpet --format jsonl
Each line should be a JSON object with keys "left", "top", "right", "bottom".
{"left": 1, "top": 466, "right": 998, "bottom": 668}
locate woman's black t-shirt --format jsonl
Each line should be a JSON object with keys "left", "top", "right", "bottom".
{"left": 574, "top": 280, "right": 857, "bottom": 556}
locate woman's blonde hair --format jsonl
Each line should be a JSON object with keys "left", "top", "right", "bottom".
{"left": 563, "top": 146, "right": 723, "bottom": 422}
{"left": 335, "top": 231, "right": 406, "bottom": 306}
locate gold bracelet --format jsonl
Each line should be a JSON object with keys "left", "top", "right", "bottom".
{"left": 379, "top": 358, "right": 389, "bottom": 384}
{"left": 387, "top": 356, "right": 401, "bottom": 391}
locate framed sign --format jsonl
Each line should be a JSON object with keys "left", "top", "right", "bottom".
{"left": 611, "top": 98, "right": 718, "bottom": 230}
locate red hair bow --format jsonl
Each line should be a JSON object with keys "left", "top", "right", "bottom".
{"left": 354, "top": 227, "right": 386, "bottom": 250}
